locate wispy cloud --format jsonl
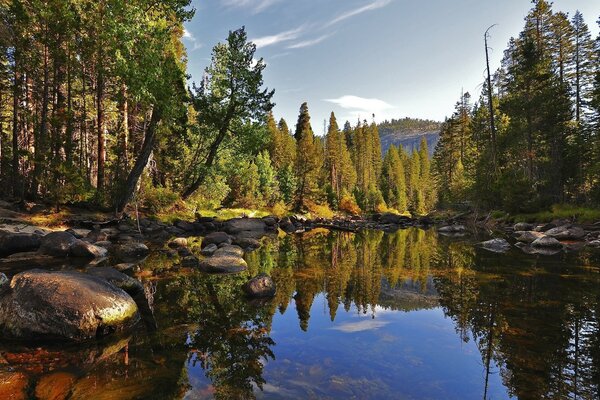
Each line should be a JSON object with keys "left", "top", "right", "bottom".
{"left": 331, "top": 319, "right": 390, "bottom": 333}
{"left": 221, "top": 0, "right": 281, "bottom": 14}
{"left": 287, "top": 33, "right": 332, "bottom": 49}
{"left": 328, "top": 0, "right": 392, "bottom": 27}
{"left": 182, "top": 28, "right": 203, "bottom": 51}
{"left": 325, "top": 95, "right": 396, "bottom": 122}
{"left": 251, "top": 26, "right": 304, "bottom": 49}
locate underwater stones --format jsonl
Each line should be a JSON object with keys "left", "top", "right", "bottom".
{"left": 479, "top": 238, "right": 511, "bottom": 253}
{"left": 0, "top": 270, "right": 139, "bottom": 341}
{"left": 242, "top": 274, "right": 276, "bottom": 298}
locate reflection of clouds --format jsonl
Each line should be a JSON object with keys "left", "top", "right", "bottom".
{"left": 331, "top": 319, "right": 390, "bottom": 333}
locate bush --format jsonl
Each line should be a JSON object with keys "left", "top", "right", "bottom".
{"left": 270, "top": 201, "right": 288, "bottom": 218}
{"left": 305, "top": 200, "right": 334, "bottom": 219}
{"left": 141, "top": 184, "right": 179, "bottom": 214}
{"left": 339, "top": 192, "right": 361, "bottom": 215}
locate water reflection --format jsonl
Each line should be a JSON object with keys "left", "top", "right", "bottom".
{"left": 0, "top": 228, "right": 599, "bottom": 399}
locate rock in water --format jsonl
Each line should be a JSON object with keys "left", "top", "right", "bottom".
{"left": 199, "top": 255, "right": 247, "bottom": 273}
{"left": 200, "top": 244, "right": 218, "bottom": 256}
{"left": 0, "top": 232, "right": 41, "bottom": 256}
{"left": 514, "top": 231, "right": 544, "bottom": 243}
{"left": 531, "top": 236, "right": 563, "bottom": 249}
{"left": 544, "top": 225, "right": 586, "bottom": 240}
{"left": 223, "top": 218, "right": 267, "bottom": 234}
{"left": 70, "top": 240, "right": 109, "bottom": 258}
{"left": 201, "top": 232, "right": 231, "bottom": 248}
{"left": 0, "top": 270, "right": 139, "bottom": 341}
{"left": 113, "top": 242, "right": 150, "bottom": 261}
{"left": 479, "top": 238, "right": 511, "bottom": 253}
{"left": 213, "top": 245, "right": 244, "bottom": 258}
{"left": 38, "top": 231, "right": 78, "bottom": 257}
{"left": 513, "top": 222, "right": 534, "bottom": 231}
{"left": 242, "top": 274, "right": 276, "bottom": 298}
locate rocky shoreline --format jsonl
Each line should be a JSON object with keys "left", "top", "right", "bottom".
{"left": 1, "top": 207, "right": 599, "bottom": 343}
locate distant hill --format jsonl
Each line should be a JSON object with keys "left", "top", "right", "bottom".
{"left": 378, "top": 118, "right": 441, "bottom": 156}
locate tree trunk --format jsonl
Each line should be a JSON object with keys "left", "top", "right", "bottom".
{"left": 11, "top": 59, "right": 19, "bottom": 197}
{"left": 32, "top": 42, "right": 50, "bottom": 198}
{"left": 96, "top": 65, "right": 105, "bottom": 191}
{"left": 116, "top": 108, "right": 161, "bottom": 213}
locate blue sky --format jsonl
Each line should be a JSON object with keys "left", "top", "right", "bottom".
{"left": 183, "top": 0, "right": 600, "bottom": 135}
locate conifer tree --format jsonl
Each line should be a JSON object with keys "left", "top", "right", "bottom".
{"left": 325, "top": 112, "right": 356, "bottom": 203}
{"left": 293, "top": 102, "right": 320, "bottom": 210}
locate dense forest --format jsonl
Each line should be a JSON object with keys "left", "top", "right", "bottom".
{"left": 0, "top": 0, "right": 598, "bottom": 218}
{"left": 433, "top": 1, "right": 600, "bottom": 213}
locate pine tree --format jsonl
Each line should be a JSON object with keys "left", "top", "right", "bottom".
{"left": 325, "top": 112, "right": 356, "bottom": 203}
{"left": 293, "top": 102, "right": 321, "bottom": 210}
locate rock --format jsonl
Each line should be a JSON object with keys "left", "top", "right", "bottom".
{"left": 113, "top": 263, "right": 138, "bottom": 273}
{"left": 514, "top": 231, "right": 545, "bottom": 243}
{"left": 223, "top": 218, "right": 268, "bottom": 234}
{"left": 279, "top": 217, "right": 295, "bottom": 233}
{"left": 213, "top": 245, "right": 244, "bottom": 258}
{"left": 86, "top": 230, "right": 109, "bottom": 243}
{"left": 242, "top": 274, "right": 276, "bottom": 298}
{"left": 168, "top": 237, "right": 188, "bottom": 248}
{"left": 201, "top": 232, "right": 231, "bottom": 248}
{"left": 0, "top": 372, "right": 28, "bottom": 400}
{"left": 438, "top": 225, "right": 467, "bottom": 233}
{"left": 199, "top": 255, "right": 247, "bottom": 274}
{"left": 117, "top": 222, "right": 133, "bottom": 232}
{"left": 262, "top": 216, "right": 278, "bottom": 226}
{"left": 531, "top": 236, "right": 563, "bottom": 249}
{"left": 113, "top": 242, "right": 150, "bottom": 261}
{"left": 181, "top": 256, "right": 200, "bottom": 268}
{"left": 544, "top": 225, "right": 586, "bottom": 240}
{"left": 175, "top": 220, "right": 196, "bottom": 232}
{"left": 85, "top": 267, "right": 144, "bottom": 296}
{"left": 70, "top": 240, "right": 109, "bottom": 258}
{"left": 534, "top": 223, "right": 556, "bottom": 232}
{"left": 233, "top": 236, "right": 261, "bottom": 251}
{"left": 177, "top": 246, "right": 192, "bottom": 257}
{"left": 200, "top": 244, "right": 218, "bottom": 256}
{"left": 0, "top": 231, "right": 41, "bottom": 257}
{"left": 94, "top": 240, "right": 113, "bottom": 249}
{"left": 0, "top": 270, "right": 139, "bottom": 341}
{"left": 39, "top": 231, "right": 78, "bottom": 257}
{"left": 65, "top": 228, "right": 88, "bottom": 239}
{"left": 514, "top": 222, "right": 534, "bottom": 231}
{"left": 587, "top": 240, "right": 600, "bottom": 248}
{"left": 380, "top": 213, "right": 410, "bottom": 225}
{"left": 479, "top": 238, "right": 511, "bottom": 253}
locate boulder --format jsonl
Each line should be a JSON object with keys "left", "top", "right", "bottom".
{"left": 0, "top": 232, "right": 41, "bottom": 256}
{"left": 534, "top": 223, "right": 557, "bottom": 232}
{"left": 113, "top": 242, "right": 150, "bottom": 261}
{"left": 0, "top": 273, "right": 7, "bottom": 291}
{"left": 200, "top": 244, "right": 218, "bottom": 256}
{"left": 479, "top": 238, "right": 511, "bottom": 253}
{"left": 531, "top": 236, "right": 563, "bottom": 249}
{"left": 279, "top": 217, "right": 295, "bottom": 233}
{"left": 175, "top": 220, "right": 195, "bottom": 232}
{"left": 514, "top": 222, "right": 534, "bottom": 231}
{"left": 438, "top": 225, "right": 467, "bottom": 233}
{"left": 201, "top": 232, "right": 231, "bottom": 248}
{"left": 242, "top": 274, "right": 276, "bottom": 298}
{"left": 587, "top": 240, "right": 600, "bottom": 248}
{"left": 262, "top": 216, "right": 278, "bottom": 226}
{"left": 0, "top": 270, "right": 139, "bottom": 341}
{"left": 34, "top": 372, "right": 76, "bottom": 400}
{"left": 70, "top": 240, "right": 109, "bottom": 258}
{"left": 380, "top": 213, "right": 410, "bottom": 225}
{"left": 514, "top": 231, "right": 545, "bottom": 243}
{"left": 0, "top": 372, "right": 28, "bottom": 400}
{"left": 199, "top": 255, "right": 247, "bottom": 274}
{"left": 38, "top": 231, "right": 78, "bottom": 257}
{"left": 86, "top": 230, "right": 109, "bottom": 243}
{"left": 223, "top": 218, "right": 267, "bottom": 234}
{"left": 181, "top": 256, "right": 200, "bottom": 268}
{"left": 544, "top": 225, "right": 586, "bottom": 240}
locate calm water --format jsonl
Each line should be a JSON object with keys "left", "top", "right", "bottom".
{"left": 1, "top": 228, "right": 599, "bottom": 399}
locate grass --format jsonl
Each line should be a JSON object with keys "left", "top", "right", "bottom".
{"left": 512, "top": 204, "right": 600, "bottom": 224}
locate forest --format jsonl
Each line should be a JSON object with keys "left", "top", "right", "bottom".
{"left": 0, "top": 0, "right": 598, "bottom": 219}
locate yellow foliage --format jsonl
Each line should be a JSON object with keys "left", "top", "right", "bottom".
{"left": 339, "top": 194, "right": 361, "bottom": 215}
{"left": 270, "top": 201, "right": 288, "bottom": 218}
{"left": 305, "top": 200, "right": 334, "bottom": 219}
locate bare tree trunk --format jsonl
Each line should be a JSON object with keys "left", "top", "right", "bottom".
{"left": 32, "top": 42, "right": 50, "bottom": 198}
{"left": 96, "top": 65, "right": 105, "bottom": 191}
{"left": 485, "top": 25, "right": 497, "bottom": 171}
{"left": 116, "top": 107, "right": 161, "bottom": 213}
{"left": 11, "top": 60, "right": 19, "bottom": 197}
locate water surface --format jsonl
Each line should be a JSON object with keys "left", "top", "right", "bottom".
{"left": 1, "top": 228, "right": 599, "bottom": 399}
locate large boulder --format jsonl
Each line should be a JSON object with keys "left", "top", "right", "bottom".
{"left": 479, "top": 238, "right": 511, "bottom": 253}
{"left": 39, "top": 231, "right": 78, "bottom": 257}
{"left": 85, "top": 267, "right": 143, "bottom": 296}
{"left": 223, "top": 218, "right": 267, "bottom": 234}
{"left": 514, "top": 231, "right": 545, "bottom": 243}
{"left": 544, "top": 225, "right": 586, "bottom": 240}
{"left": 242, "top": 274, "right": 276, "bottom": 298}
{"left": 0, "top": 232, "right": 41, "bottom": 256}
{"left": 70, "top": 240, "right": 109, "bottom": 258}
{"left": 213, "top": 245, "right": 244, "bottom": 258}
{"left": 531, "top": 236, "right": 563, "bottom": 249}
{"left": 0, "top": 270, "right": 139, "bottom": 341}
{"left": 233, "top": 236, "right": 261, "bottom": 251}
{"left": 199, "top": 254, "right": 247, "bottom": 274}
{"left": 201, "top": 232, "right": 231, "bottom": 249}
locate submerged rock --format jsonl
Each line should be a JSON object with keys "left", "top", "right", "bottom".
{"left": 113, "top": 242, "right": 150, "bottom": 261}
{"left": 213, "top": 245, "right": 244, "bottom": 258}
{"left": 438, "top": 225, "right": 467, "bottom": 233}
{"left": 233, "top": 236, "right": 261, "bottom": 251}
{"left": 70, "top": 240, "right": 109, "bottom": 258}
{"left": 200, "top": 243, "right": 218, "bottom": 256}
{"left": 0, "top": 232, "right": 41, "bottom": 257}
{"left": 38, "top": 231, "right": 78, "bottom": 257}
{"left": 479, "top": 238, "right": 511, "bottom": 253}
{"left": 531, "top": 236, "right": 563, "bottom": 249}
{"left": 242, "top": 274, "right": 276, "bottom": 298}
{"left": 0, "top": 270, "right": 139, "bottom": 341}
{"left": 85, "top": 267, "right": 143, "bottom": 296}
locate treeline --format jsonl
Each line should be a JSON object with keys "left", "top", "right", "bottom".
{"left": 434, "top": 1, "right": 600, "bottom": 212}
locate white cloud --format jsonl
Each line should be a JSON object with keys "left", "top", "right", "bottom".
{"left": 325, "top": 95, "right": 397, "bottom": 123}
{"left": 328, "top": 0, "right": 392, "bottom": 27}
{"left": 182, "top": 28, "right": 203, "bottom": 51}
{"left": 331, "top": 319, "right": 390, "bottom": 333}
{"left": 221, "top": 0, "right": 281, "bottom": 13}
{"left": 251, "top": 26, "right": 304, "bottom": 48}
{"left": 287, "top": 33, "right": 332, "bottom": 49}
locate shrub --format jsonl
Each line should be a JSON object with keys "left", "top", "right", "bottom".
{"left": 339, "top": 192, "right": 361, "bottom": 215}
